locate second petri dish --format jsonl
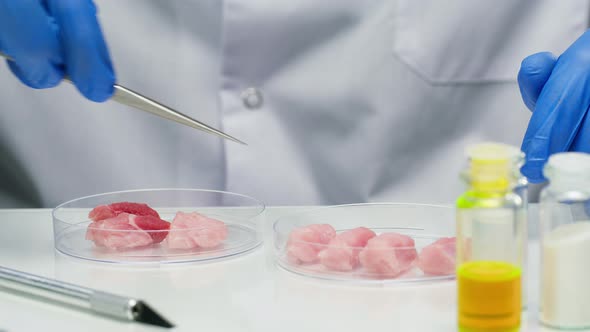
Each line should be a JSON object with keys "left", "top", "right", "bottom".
{"left": 274, "top": 203, "right": 455, "bottom": 284}
{"left": 53, "top": 189, "right": 265, "bottom": 265}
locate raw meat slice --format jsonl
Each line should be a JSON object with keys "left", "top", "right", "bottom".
{"left": 287, "top": 228, "right": 323, "bottom": 264}
{"left": 86, "top": 213, "right": 153, "bottom": 249}
{"left": 307, "top": 224, "right": 337, "bottom": 244}
{"left": 88, "top": 202, "right": 169, "bottom": 244}
{"left": 167, "top": 212, "right": 228, "bottom": 249}
{"left": 417, "top": 237, "right": 456, "bottom": 275}
{"left": 89, "top": 202, "right": 160, "bottom": 222}
{"left": 286, "top": 224, "right": 336, "bottom": 264}
{"left": 88, "top": 205, "right": 116, "bottom": 221}
{"left": 129, "top": 215, "right": 171, "bottom": 244}
{"left": 319, "top": 227, "right": 376, "bottom": 271}
{"left": 359, "top": 233, "right": 418, "bottom": 278}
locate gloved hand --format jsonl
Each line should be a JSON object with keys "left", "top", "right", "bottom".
{"left": 0, "top": 0, "right": 115, "bottom": 102}
{"left": 518, "top": 30, "right": 590, "bottom": 183}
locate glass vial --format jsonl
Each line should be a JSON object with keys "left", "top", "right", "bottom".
{"left": 456, "top": 143, "right": 527, "bottom": 332}
{"left": 540, "top": 152, "right": 590, "bottom": 329}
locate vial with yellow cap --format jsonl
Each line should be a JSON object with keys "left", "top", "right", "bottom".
{"left": 456, "top": 143, "right": 527, "bottom": 332}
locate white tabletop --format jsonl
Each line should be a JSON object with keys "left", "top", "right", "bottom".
{"left": 0, "top": 207, "right": 574, "bottom": 332}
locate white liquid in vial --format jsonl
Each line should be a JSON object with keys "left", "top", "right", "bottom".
{"left": 542, "top": 222, "right": 590, "bottom": 328}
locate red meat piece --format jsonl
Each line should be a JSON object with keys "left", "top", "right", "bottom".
{"left": 89, "top": 202, "right": 160, "bottom": 222}
{"left": 130, "top": 215, "right": 171, "bottom": 244}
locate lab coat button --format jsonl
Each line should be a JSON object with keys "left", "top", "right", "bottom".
{"left": 241, "top": 88, "right": 264, "bottom": 109}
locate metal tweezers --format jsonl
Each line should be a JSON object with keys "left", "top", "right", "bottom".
{"left": 0, "top": 52, "right": 245, "bottom": 145}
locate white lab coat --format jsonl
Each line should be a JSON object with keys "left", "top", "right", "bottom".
{"left": 0, "top": 0, "right": 587, "bottom": 207}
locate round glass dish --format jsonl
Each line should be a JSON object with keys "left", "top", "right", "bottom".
{"left": 274, "top": 203, "right": 455, "bottom": 284}
{"left": 53, "top": 189, "right": 265, "bottom": 264}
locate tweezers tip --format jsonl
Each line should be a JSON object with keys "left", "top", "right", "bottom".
{"left": 226, "top": 135, "right": 247, "bottom": 146}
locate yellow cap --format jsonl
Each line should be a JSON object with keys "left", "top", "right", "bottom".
{"left": 458, "top": 261, "right": 521, "bottom": 331}
{"left": 466, "top": 143, "right": 523, "bottom": 192}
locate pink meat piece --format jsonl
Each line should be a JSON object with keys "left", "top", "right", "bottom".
{"left": 307, "top": 224, "right": 337, "bottom": 244}
{"left": 417, "top": 237, "right": 456, "bottom": 276}
{"left": 318, "top": 227, "right": 376, "bottom": 271}
{"left": 167, "top": 212, "right": 228, "bottom": 249}
{"left": 359, "top": 233, "right": 418, "bottom": 278}
{"left": 86, "top": 213, "right": 153, "bottom": 249}
{"left": 286, "top": 224, "right": 336, "bottom": 264}
{"left": 89, "top": 202, "right": 160, "bottom": 222}
{"left": 88, "top": 205, "right": 116, "bottom": 221}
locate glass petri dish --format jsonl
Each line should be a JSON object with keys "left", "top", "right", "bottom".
{"left": 273, "top": 203, "right": 455, "bottom": 285}
{"left": 53, "top": 189, "right": 265, "bottom": 265}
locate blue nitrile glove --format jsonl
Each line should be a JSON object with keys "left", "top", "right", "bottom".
{"left": 519, "top": 30, "right": 590, "bottom": 183}
{"left": 518, "top": 52, "right": 557, "bottom": 112}
{"left": 0, "top": 0, "right": 115, "bottom": 102}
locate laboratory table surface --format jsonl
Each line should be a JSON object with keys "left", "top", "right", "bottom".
{"left": 0, "top": 206, "right": 578, "bottom": 332}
